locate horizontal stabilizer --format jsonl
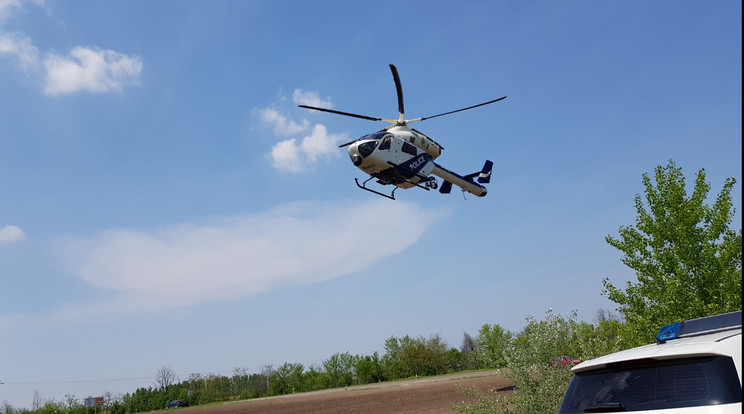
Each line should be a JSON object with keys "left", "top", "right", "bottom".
{"left": 439, "top": 180, "right": 453, "bottom": 194}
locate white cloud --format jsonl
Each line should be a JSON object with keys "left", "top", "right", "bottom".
{"left": 0, "top": 224, "right": 25, "bottom": 244}
{"left": 0, "top": 38, "right": 142, "bottom": 95}
{"left": 45, "top": 200, "right": 442, "bottom": 321}
{"left": 301, "top": 123, "right": 343, "bottom": 162}
{"left": 0, "top": 0, "right": 27, "bottom": 22}
{"left": 0, "top": 0, "right": 45, "bottom": 21}
{"left": 271, "top": 124, "right": 345, "bottom": 173}
{"left": 44, "top": 46, "right": 142, "bottom": 95}
{"left": 271, "top": 138, "right": 303, "bottom": 173}
{"left": 259, "top": 107, "right": 310, "bottom": 136}
{"left": 292, "top": 89, "right": 332, "bottom": 108}
{"left": 0, "top": 31, "right": 41, "bottom": 71}
{"left": 258, "top": 89, "right": 347, "bottom": 173}
{"left": 1, "top": 2, "right": 142, "bottom": 96}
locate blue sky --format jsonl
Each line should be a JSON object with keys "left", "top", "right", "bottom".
{"left": 1, "top": 0, "right": 741, "bottom": 408}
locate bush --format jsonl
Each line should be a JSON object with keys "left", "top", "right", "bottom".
{"left": 455, "top": 310, "right": 583, "bottom": 414}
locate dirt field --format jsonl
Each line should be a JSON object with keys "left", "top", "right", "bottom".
{"left": 174, "top": 370, "right": 513, "bottom": 414}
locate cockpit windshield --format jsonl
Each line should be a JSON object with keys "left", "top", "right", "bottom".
{"left": 356, "top": 130, "right": 388, "bottom": 158}
{"left": 359, "top": 130, "right": 388, "bottom": 141}
{"left": 357, "top": 140, "right": 378, "bottom": 158}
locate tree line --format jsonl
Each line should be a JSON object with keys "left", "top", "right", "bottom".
{"left": 1, "top": 316, "right": 622, "bottom": 414}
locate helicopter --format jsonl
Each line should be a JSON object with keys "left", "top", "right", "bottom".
{"left": 299, "top": 64, "right": 506, "bottom": 200}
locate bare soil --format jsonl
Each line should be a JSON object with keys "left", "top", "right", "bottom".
{"left": 174, "top": 370, "right": 513, "bottom": 414}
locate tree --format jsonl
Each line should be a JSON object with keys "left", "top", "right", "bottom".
{"left": 355, "top": 352, "right": 384, "bottom": 384}
{"left": 259, "top": 365, "right": 273, "bottom": 396}
{"left": 570, "top": 319, "right": 624, "bottom": 360}
{"left": 474, "top": 324, "right": 512, "bottom": 369}
{"left": 32, "top": 390, "right": 43, "bottom": 411}
{"left": 603, "top": 160, "right": 742, "bottom": 345}
{"left": 455, "top": 310, "right": 579, "bottom": 414}
{"left": 592, "top": 308, "right": 622, "bottom": 324}
{"left": 460, "top": 332, "right": 478, "bottom": 369}
{"left": 400, "top": 334, "right": 449, "bottom": 376}
{"left": 1, "top": 400, "right": 14, "bottom": 414}
{"left": 155, "top": 366, "right": 177, "bottom": 393}
{"left": 382, "top": 334, "right": 451, "bottom": 378}
{"left": 381, "top": 336, "right": 406, "bottom": 380}
{"left": 302, "top": 364, "right": 328, "bottom": 392}
{"left": 322, "top": 352, "right": 355, "bottom": 388}
{"left": 231, "top": 367, "right": 250, "bottom": 398}
{"left": 64, "top": 394, "right": 78, "bottom": 410}
{"left": 270, "top": 362, "right": 304, "bottom": 395}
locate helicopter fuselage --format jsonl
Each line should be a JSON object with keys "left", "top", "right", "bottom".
{"left": 347, "top": 127, "right": 439, "bottom": 189}
{"left": 345, "top": 126, "right": 488, "bottom": 197}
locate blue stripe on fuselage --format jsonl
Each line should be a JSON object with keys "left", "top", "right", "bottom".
{"left": 372, "top": 153, "right": 432, "bottom": 184}
{"left": 400, "top": 153, "right": 432, "bottom": 178}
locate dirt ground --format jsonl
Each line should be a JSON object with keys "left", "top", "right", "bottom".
{"left": 174, "top": 370, "right": 513, "bottom": 414}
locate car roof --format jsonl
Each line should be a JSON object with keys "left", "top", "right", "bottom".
{"left": 572, "top": 329, "right": 741, "bottom": 374}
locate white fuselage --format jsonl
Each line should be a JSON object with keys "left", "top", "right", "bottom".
{"left": 347, "top": 126, "right": 487, "bottom": 196}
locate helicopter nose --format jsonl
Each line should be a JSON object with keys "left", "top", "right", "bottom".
{"left": 351, "top": 154, "right": 363, "bottom": 166}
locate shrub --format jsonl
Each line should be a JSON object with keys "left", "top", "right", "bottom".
{"left": 455, "top": 309, "right": 581, "bottom": 414}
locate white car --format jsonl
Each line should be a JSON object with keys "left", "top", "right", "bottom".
{"left": 559, "top": 311, "right": 741, "bottom": 413}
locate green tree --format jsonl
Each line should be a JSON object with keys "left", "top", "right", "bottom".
{"left": 270, "top": 362, "right": 304, "bottom": 395}
{"left": 382, "top": 334, "right": 451, "bottom": 379}
{"left": 231, "top": 367, "right": 251, "bottom": 399}
{"left": 446, "top": 347, "right": 465, "bottom": 372}
{"left": 381, "top": 336, "right": 406, "bottom": 380}
{"left": 355, "top": 352, "right": 384, "bottom": 383}
{"left": 302, "top": 364, "right": 329, "bottom": 392}
{"left": 475, "top": 324, "right": 512, "bottom": 369}
{"left": 461, "top": 332, "right": 479, "bottom": 369}
{"left": 603, "top": 160, "right": 742, "bottom": 345}
{"left": 569, "top": 319, "right": 624, "bottom": 360}
{"left": 400, "top": 335, "right": 449, "bottom": 376}
{"left": 322, "top": 352, "right": 355, "bottom": 388}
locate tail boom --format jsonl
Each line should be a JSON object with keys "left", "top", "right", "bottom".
{"left": 432, "top": 160, "right": 492, "bottom": 197}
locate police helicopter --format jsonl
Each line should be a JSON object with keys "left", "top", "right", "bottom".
{"left": 299, "top": 64, "right": 505, "bottom": 200}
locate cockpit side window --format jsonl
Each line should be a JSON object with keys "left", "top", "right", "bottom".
{"left": 402, "top": 142, "right": 417, "bottom": 156}
{"left": 379, "top": 135, "right": 392, "bottom": 150}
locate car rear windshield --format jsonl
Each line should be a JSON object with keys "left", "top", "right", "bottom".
{"left": 559, "top": 356, "right": 741, "bottom": 412}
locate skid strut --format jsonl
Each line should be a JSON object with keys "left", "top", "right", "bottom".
{"left": 354, "top": 174, "right": 438, "bottom": 200}
{"left": 356, "top": 177, "right": 398, "bottom": 200}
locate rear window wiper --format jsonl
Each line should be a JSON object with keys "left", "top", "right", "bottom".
{"left": 583, "top": 402, "right": 627, "bottom": 412}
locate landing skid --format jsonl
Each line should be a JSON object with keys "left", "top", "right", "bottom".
{"left": 354, "top": 175, "right": 438, "bottom": 200}
{"left": 356, "top": 177, "right": 398, "bottom": 200}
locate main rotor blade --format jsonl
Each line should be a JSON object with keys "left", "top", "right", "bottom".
{"left": 411, "top": 96, "right": 507, "bottom": 123}
{"left": 298, "top": 105, "right": 383, "bottom": 122}
{"left": 389, "top": 64, "right": 405, "bottom": 123}
{"left": 338, "top": 139, "right": 358, "bottom": 148}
